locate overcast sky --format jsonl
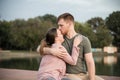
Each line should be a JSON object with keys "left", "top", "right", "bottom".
{"left": 0, "top": 0, "right": 120, "bottom": 22}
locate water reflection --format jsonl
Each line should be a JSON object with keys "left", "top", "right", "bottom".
{"left": 0, "top": 53, "right": 120, "bottom": 76}
{"left": 94, "top": 56, "right": 102, "bottom": 63}
{"left": 0, "top": 57, "right": 41, "bottom": 70}
{"left": 94, "top": 53, "right": 120, "bottom": 76}
{"left": 104, "top": 55, "right": 117, "bottom": 65}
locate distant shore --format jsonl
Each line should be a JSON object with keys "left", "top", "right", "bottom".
{"left": 0, "top": 50, "right": 40, "bottom": 60}
{"left": 0, "top": 50, "right": 119, "bottom": 60}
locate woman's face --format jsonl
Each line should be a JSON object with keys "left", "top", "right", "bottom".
{"left": 56, "top": 29, "right": 64, "bottom": 43}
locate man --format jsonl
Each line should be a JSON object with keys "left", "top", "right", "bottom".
{"left": 42, "top": 13, "right": 104, "bottom": 80}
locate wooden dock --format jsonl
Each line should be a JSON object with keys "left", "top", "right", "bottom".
{"left": 0, "top": 68, "right": 120, "bottom": 80}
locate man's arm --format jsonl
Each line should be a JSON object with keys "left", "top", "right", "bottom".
{"left": 83, "top": 36, "right": 95, "bottom": 80}
{"left": 43, "top": 47, "right": 52, "bottom": 55}
{"left": 85, "top": 53, "right": 95, "bottom": 80}
{"left": 38, "top": 39, "right": 67, "bottom": 56}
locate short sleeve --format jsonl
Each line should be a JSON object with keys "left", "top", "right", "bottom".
{"left": 83, "top": 37, "right": 92, "bottom": 54}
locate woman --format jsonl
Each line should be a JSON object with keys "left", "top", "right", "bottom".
{"left": 38, "top": 27, "right": 82, "bottom": 80}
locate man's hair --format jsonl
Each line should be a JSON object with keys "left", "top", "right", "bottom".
{"left": 57, "top": 13, "right": 74, "bottom": 22}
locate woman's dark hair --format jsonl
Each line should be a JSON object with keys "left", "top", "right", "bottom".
{"left": 45, "top": 27, "right": 57, "bottom": 46}
{"left": 39, "top": 27, "right": 57, "bottom": 55}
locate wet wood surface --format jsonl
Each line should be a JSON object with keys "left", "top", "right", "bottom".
{"left": 0, "top": 68, "right": 120, "bottom": 80}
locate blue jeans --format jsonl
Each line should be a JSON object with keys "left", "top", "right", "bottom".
{"left": 41, "top": 77, "right": 55, "bottom": 80}
{"left": 62, "top": 77, "right": 71, "bottom": 80}
{"left": 44, "top": 77, "right": 71, "bottom": 80}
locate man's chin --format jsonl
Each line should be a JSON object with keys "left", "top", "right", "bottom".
{"left": 62, "top": 32, "right": 66, "bottom": 35}
{"left": 61, "top": 39, "right": 64, "bottom": 43}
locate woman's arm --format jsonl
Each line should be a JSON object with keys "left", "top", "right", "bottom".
{"left": 61, "top": 35, "right": 82, "bottom": 65}
{"left": 61, "top": 46, "right": 79, "bottom": 65}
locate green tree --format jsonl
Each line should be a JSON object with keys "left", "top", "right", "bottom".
{"left": 87, "top": 17, "right": 105, "bottom": 29}
{"left": 75, "top": 22, "right": 97, "bottom": 48}
{"left": 0, "top": 13, "right": 114, "bottom": 50}
{"left": 42, "top": 14, "right": 57, "bottom": 25}
{"left": 86, "top": 17, "right": 113, "bottom": 48}
{"left": 106, "top": 11, "right": 120, "bottom": 50}
{"left": 95, "top": 26, "right": 113, "bottom": 48}
{"left": 9, "top": 19, "right": 27, "bottom": 50}
{"left": 8, "top": 15, "right": 56, "bottom": 50}
{"left": 0, "top": 21, "right": 11, "bottom": 49}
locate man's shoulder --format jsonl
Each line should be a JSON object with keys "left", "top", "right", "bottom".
{"left": 77, "top": 33, "right": 89, "bottom": 41}
{"left": 77, "top": 34, "right": 91, "bottom": 46}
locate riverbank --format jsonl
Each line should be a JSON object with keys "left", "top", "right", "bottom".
{"left": 0, "top": 50, "right": 119, "bottom": 60}
{"left": 0, "top": 51, "right": 40, "bottom": 60}
{"left": 0, "top": 68, "right": 120, "bottom": 80}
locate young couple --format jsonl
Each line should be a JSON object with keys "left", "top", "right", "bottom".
{"left": 38, "top": 13, "right": 104, "bottom": 80}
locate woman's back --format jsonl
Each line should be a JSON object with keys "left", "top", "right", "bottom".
{"left": 38, "top": 43, "right": 66, "bottom": 80}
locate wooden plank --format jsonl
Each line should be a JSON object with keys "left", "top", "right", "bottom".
{"left": 0, "top": 68, "right": 37, "bottom": 80}
{"left": 0, "top": 68, "right": 120, "bottom": 80}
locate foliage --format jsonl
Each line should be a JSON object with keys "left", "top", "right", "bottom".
{"left": 76, "top": 20, "right": 113, "bottom": 48}
{"left": 0, "top": 12, "right": 118, "bottom": 51}
{"left": 106, "top": 11, "right": 120, "bottom": 49}
{"left": 95, "top": 26, "right": 113, "bottom": 48}
{"left": 0, "top": 21, "right": 11, "bottom": 49}
{"left": 0, "top": 14, "right": 57, "bottom": 50}
{"left": 86, "top": 17, "right": 113, "bottom": 48}
{"left": 87, "top": 17, "right": 105, "bottom": 29}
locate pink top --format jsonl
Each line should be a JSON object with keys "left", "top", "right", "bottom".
{"left": 38, "top": 43, "right": 79, "bottom": 80}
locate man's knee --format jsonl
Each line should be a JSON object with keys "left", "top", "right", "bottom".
{"left": 83, "top": 75, "right": 104, "bottom": 80}
{"left": 66, "top": 73, "right": 104, "bottom": 80}
{"left": 82, "top": 74, "right": 104, "bottom": 80}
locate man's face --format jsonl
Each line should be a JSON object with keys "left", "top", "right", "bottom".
{"left": 58, "top": 19, "right": 69, "bottom": 35}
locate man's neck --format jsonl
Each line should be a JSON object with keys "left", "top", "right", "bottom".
{"left": 66, "top": 28, "right": 77, "bottom": 39}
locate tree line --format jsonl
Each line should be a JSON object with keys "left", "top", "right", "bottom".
{"left": 0, "top": 11, "right": 120, "bottom": 51}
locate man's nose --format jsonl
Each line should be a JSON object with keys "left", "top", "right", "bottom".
{"left": 58, "top": 27, "right": 61, "bottom": 30}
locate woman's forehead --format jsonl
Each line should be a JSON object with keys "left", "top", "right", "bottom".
{"left": 57, "top": 29, "right": 60, "bottom": 33}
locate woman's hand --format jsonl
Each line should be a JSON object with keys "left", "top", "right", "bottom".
{"left": 73, "top": 35, "right": 82, "bottom": 47}
{"left": 50, "top": 47, "right": 67, "bottom": 58}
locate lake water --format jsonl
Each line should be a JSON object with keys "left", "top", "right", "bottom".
{"left": 0, "top": 53, "right": 120, "bottom": 76}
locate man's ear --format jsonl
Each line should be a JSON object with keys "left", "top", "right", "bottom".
{"left": 68, "top": 20, "right": 73, "bottom": 26}
{"left": 66, "top": 20, "right": 70, "bottom": 26}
